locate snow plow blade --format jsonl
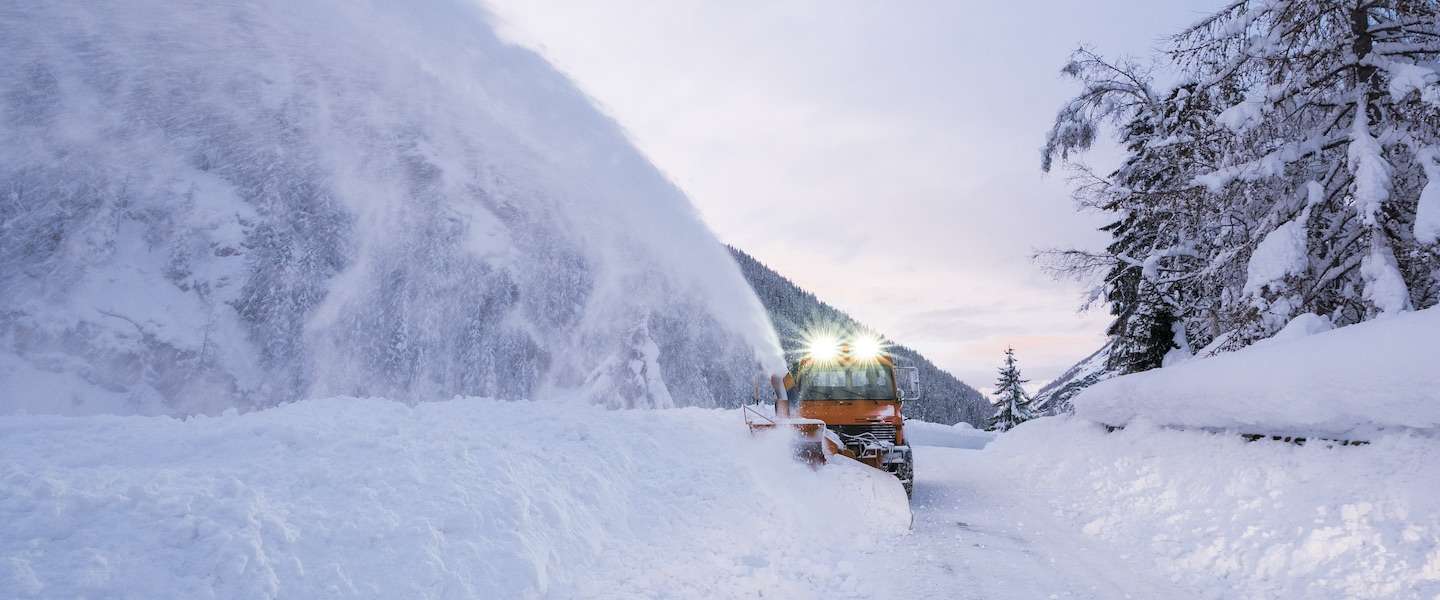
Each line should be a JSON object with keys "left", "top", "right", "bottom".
{"left": 744, "top": 416, "right": 913, "bottom": 532}
{"left": 744, "top": 372, "right": 912, "bottom": 530}
{"left": 825, "top": 453, "right": 913, "bottom": 532}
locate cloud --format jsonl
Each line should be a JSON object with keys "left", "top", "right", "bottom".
{"left": 891, "top": 303, "right": 1101, "bottom": 343}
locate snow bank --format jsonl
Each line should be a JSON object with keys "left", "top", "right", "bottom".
{"left": 904, "top": 419, "right": 995, "bottom": 449}
{"left": 993, "top": 418, "right": 1440, "bottom": 599}
{"left": 0, "top": 398, "right": 907, "bottom": 599}
{"left": 1074, "top": 307, "right": 1440, "bottom": 438}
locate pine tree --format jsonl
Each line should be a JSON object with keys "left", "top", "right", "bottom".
{"left": 1041, "top": 1, "right": 1440, "bottom": 385}
{"left": 1042, "top": 55, "right": 1219, "bottom": 376}
{"left": 1174, "top": 0, "right": 1440, "bottom": 340}
{"left": 988, "top": 347, "right": 1035, "bottom": 432}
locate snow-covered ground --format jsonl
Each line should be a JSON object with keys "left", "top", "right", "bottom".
{"left": 0, "top": 397, "right": 908, "bottom": 599}
{"left": 1036, "top": 309, "right": 1440, "bottom": 598}
{"left": 995, "top": 418, "right": 1440, "bottom": 599}
{"left": 869, "top": 443, "right": 1191, "bottom": 600}
{"left": 0, "top": 397, "right": 1176, "bottom": 600}
{"left": 7, "top": 396, "right": 1435, "bottom": 599}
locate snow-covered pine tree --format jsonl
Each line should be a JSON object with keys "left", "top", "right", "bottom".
{"left": 987, "top": 347, "right": 1035, "bottom": 432}
{"left": 1041, "top": 1, "right": 1440, "bottom": 395}
{"left": 1176, "top": 0, "right": 1440, "bottom": 342}
{"left": 1042, "top": 53, "right": 1222, "bottom": 376}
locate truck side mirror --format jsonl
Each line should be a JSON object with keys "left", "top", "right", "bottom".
{"left": 895, "top": 366, "right": 922, "bottom": 401}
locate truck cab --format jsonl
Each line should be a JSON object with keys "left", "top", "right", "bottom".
{"left": 785, "top": 336, "right": 918, "bottom": 496}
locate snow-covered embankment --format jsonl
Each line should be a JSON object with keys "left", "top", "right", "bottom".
{"left": 994, "top": 419, "right": 1439, "bottom": 599}
{"left": 997, "top": 308, "right": 1440, "bottom": 598}
{"left": 0, "top": 398, "right": 907, "bottom": 599}
{"left": 1076, "top": 307, "right": 1440, "bottom": 439}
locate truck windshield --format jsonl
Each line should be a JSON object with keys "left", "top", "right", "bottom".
{"left": 796, "top": 364, "right": 897, "bottom": 400}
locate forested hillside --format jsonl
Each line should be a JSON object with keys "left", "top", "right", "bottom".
{"left": 730, "top": 247, "right": 993, "bottom": 426}
{"left": 1030, "top": 342, "right": 1110, "bottom": 414}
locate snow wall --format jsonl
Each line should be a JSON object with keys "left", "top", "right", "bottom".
{"left": 0, "top": 397, "right": 912, "bottom": 598}
{"left": 1073, "top": 307, "right": 1440, "bottom": 438}
{"left": 0, "top": 0, "right": 784, "bottom": 415}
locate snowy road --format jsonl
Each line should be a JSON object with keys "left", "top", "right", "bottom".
{"left": 841, "top": 445, "right": 1188, "bottom": 600}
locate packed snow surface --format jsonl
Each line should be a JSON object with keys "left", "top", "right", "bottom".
{"left": 995, "top": 418, "right": 1440, "bottom": 599}
{"left": 0, "top": 0, "right": 781, "bottom": 416}
{"left": 0, "top": 397, "right": 909, "bottom": 599}
{"left": 1074, "top": 307, "right": 1440, "bottom": 437}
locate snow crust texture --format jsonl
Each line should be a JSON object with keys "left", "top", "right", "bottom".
{"left": 0, "top": 0, "right": 781, "bottom": 416}
{"left": 995, "top": 418, "right": 1440, "bottom": 599}
{"left": 1074, "top": 307, "right": 1440, "bottom": 437}
{"left": 0, "top": 397, "right": 908, "bottom": 599}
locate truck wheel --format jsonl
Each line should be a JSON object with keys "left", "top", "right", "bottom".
{"left": 892, "top": 461, "right": 914, "bottom": 498}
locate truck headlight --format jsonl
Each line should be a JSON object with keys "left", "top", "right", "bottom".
{"left": 852, "top": 333, "right": 886, "bottom": 360}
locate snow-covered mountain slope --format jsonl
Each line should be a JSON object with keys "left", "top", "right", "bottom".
{"left": 1029, "top": 340, "right": 1114, "bottom": 415}
{"left": 0, "top": 0, "right": 781, "bottom": 416}
{"left": 0, "top": 397, "right": 909, "bottom": 599}
{"left": 1073, "top": 308, "right": 1440, "bottom": 438}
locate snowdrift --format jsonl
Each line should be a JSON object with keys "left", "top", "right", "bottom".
{"left": 993, "top": 418, "right": 1440, "bottom": 599}
{"left": 1073, "top": 307, "right": 1440, "bottom": 437}
{"left": 0, "top": 0, "right": 780, "bottom": 416}
{"left": 0, "top": 397, "right": 909, "bottom": 599}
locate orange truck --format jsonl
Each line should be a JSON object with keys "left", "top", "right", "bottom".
{"left": 746, "top": 332, "right": 921, "bottom": 496}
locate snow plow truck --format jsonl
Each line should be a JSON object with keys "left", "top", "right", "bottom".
{"left": 746, "top": 332, "right": 920, "bottom": 497}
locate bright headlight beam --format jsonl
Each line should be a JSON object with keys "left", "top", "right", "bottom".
{"left": 806, "top": 335, "right": 841, "bottom": 361}
{"left": 852, "top": 334, "right": 885, "bottom": 359}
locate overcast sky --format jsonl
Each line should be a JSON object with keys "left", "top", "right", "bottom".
{"left": 484, "top": 0, "right": 1218, "bottom": 393}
